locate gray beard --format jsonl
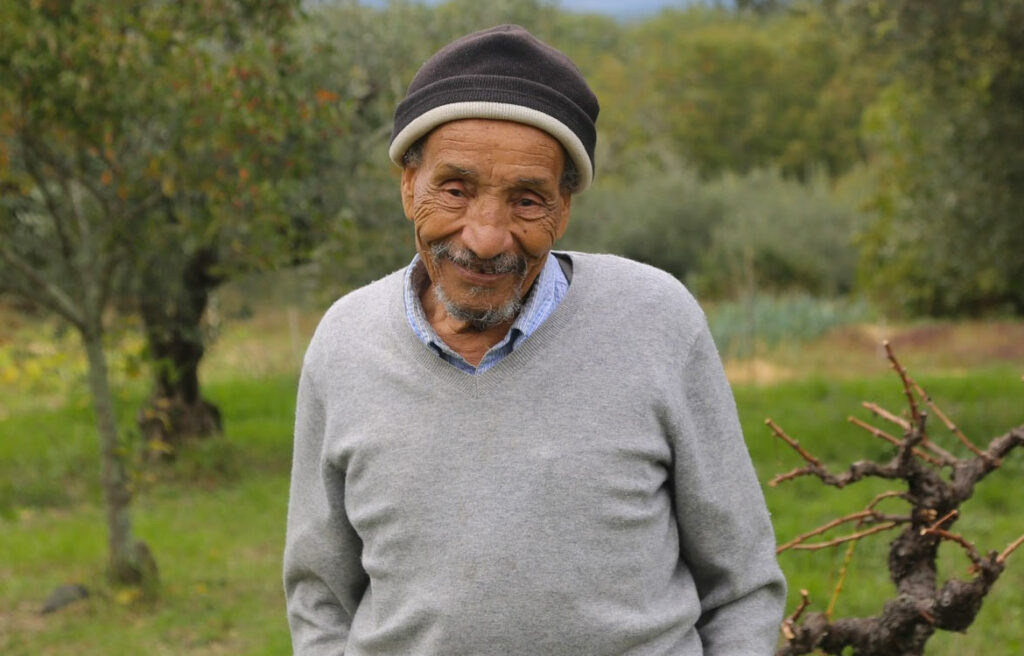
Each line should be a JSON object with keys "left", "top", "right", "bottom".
{"left": 429, "top": 242, "right": 528, "bottom": 330}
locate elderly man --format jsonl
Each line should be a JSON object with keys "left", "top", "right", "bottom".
{"left": 284, "top": 24, "right": 786, "bottom": 656}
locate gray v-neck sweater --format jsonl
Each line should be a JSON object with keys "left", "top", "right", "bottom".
{"left": 284, "top": 252, "right": 786, "bottom": 655}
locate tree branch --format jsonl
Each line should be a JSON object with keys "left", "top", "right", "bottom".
{"left": 781, "top": 589, "right": 811, "bottom": 641}
{"left": 884, "top": 340, "right": 921, "bottom": 425}
{"left": 861, "top": 399, "right": 956, "bottom": 463}
{"left": 769, "top": 466, "right": 816, "bottom": 487}
{"left": 787, "top": 522, "right": 901, "bottom": 551}
{"left": 923, "top": 509, "right": 958, "bottom": 531}
{"left": 765, "top": 418, "right": 823, "bottom": 467}
{"left": 997, "top": 533, "right": 1024, "bottom": 565}
{"left": 861, "top": 401, "right": 910, "bottom": 431}
{"left": 20, "top": 136, "right": 81, "bottom": 283}
{"left": 777, "top": 509, "right": 910, "bottom": 554}
{"left": 826, "top": 490, "right": 908, "bottom": 619}
{"left": 0, "top": 245, "right": 85, "bottom": 329}
{"left": 848, "top": 415, "right": 943, "bottom": 466}
{"left": 922, "top": 527, "right": 982, "bottom": 566}
{"left": 908, "top": 367, "right": 987, "bottom": 458}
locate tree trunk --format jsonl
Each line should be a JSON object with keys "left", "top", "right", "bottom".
{"left": 82, "top": 327, "right": 158, "bottom": 589}
{"left": 137, "top": 247, "right": 223, "bottom": 454}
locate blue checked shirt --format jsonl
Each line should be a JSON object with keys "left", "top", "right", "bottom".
{"left": 403, "top": 252, "right": 569, "bottom": 374}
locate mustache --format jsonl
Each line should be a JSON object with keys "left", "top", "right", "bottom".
{"left": 429, "top": 242, "right": 527, "bottom": 277}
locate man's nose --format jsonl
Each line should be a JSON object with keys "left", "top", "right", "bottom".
{"left": 461, "top": 196, "right": 514, "bottom": 260}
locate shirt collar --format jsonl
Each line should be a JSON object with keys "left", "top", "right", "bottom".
{"left": 403, "top": 252, "right": 564, "bottom": 370}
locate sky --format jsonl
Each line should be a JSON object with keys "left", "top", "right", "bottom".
{"left": 537, "top": 0, "right": 698, "bottom": 17}
{"left": 357, "top": 0, "right": 706, "bottom": 20}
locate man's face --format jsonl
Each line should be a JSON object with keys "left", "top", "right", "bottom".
{"left": 401, "top": 119, "right": 572, "bottom": 329}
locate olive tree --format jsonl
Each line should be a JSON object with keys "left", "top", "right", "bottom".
{"left": 0, "top": 0, "right": 305, "bottom": 585}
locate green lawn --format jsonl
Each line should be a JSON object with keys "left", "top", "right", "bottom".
{"left": 1, "top": 364, "right": 1022, "bottom": 654}
{"left": 0, "top": 376, "right": 297, "bottom": 655}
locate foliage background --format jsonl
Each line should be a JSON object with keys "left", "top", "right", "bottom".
{"left": 2, "top": 0, "right": 1023, "bottom": 653}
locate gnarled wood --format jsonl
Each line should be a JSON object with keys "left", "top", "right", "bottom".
{"left": 773, "top": 349, "right": 1022, "bottom": 655}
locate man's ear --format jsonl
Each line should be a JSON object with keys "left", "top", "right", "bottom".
{"left": 400, "top": 166, "right": 418, "bottom": 221}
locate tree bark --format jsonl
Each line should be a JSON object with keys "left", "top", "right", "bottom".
{"left": 82, "top": 326, "right": 158, "bottom": 588}
{"left": 137, "top": 247, "right": 223, "bottom": 453}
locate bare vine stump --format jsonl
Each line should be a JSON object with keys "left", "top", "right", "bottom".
{"left": 771, "top": 343, "right": 1023, "bottom": 655}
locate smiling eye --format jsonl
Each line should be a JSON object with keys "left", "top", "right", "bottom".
{"left": 446, "top": 188, "right": 464, "bottom": 198}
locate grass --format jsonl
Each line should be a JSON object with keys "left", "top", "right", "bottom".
{"left": 1, "top": 304, "right": 1022, "bottom": 654}
{"left": 0, "top": 374, "right": 297, "bottom": 655}
{"left": 1, "top": 476, "right": 292, "bottom": 655}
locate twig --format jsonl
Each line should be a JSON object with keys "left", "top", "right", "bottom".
{"left": 781, "top": 589, "right": 811, "bottom": 640}
{"left": 861, "top": 400, "right": 954, "bottom": 465}
{"left": 766, "top": 418, "right": 823, "bottom": 467}
{"left": 867, "top": 490, "right": 907, "bottom": 509}
{"left": 884, "top": 340, "right": 922, "bottom": 425}
{"left": 862, "top": 401, "right": 911, "bottom": 432}
{"left": 848, "top": 416, "right": 942, "bottom": 466}
{"left": 826, "top": 490, "right": 908, "bottom": 617}
{"left": 916, "top": 433, "right": 958, "bottom": 465}
{"left": 779, "top": 507, "right": 911, "bottom": 554}
{"left": 864, "top": 405, "right": 959, "bottom": 463}
{"left": 997, "top": 533, "right": 1024, "bottom": 565}
{"left": 848, "top": 415, "right": 902, "bottom": 445}
{"left": 777, "top": 510, "right": 879, "bottom": 553}
{"left": 921, "top": 527, "right": 982, "bottom": 566}
{"left": 797, "top": 457, "right": 904, "bottom": 489}
{"left": 878, "top": 344, "right": 970, "bottom": 461}
{"left": 910, "top": 378, "right": 986, "bottom": 458}
{"left": 922, "top": 509, "right": 958, "bottom": 533}
{"left": 787, "top": 522, "right": 900, "bottom": 551}
{"left": 769, "top": 466, "right": 815, "bottom": 487}
{"left": 829, "top": 538, "right": 858, "bottom": 619}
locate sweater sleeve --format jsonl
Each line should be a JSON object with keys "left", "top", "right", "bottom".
{"left": 283, "top": 360, "right": 368, "bottom": 655}
{"left": 670, "top": 324, "right": 787, "bottom": 656}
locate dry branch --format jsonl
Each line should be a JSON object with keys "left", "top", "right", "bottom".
{"left": 765, "top": 418, "right": 823, "bottom": 467}
{"left": 907, "top": 369, "right": 987, "bottom": 458}
{"left": 921, "top": 527, "right": 982, "bottom": 566}
{"left": 923, "top": 509, "right": 958, "bottom": 532}
{"left": 826, "top": 491, "right": 908, "bottom": 617}
{"left": 997, "top": 534, "right": 1024, "bottom": 565}
{"left": 777, "top": 510, "right": 877, "bottom": 553}
{"left": 768, "top": 466, "right": 816, "bottom": 487}
{"left": 884, "top": 340, "right": 921, "bottom": 424}
{"left": 861, "top": 401, "right": 910, "bottom": 431}
{"left": 786, "top": 522, "right": 900, "bottom": 551}
{"left": 781, "top": 589, "right": 811, "bottom": 641}
{"left": 866, "top": 490, "right": 906, "bottom": 509}
{"left": 848, "top": 415, "right": 941, "bottom": 466}
{"left": 778, "top": 509, "right": 911, "bottom": 554}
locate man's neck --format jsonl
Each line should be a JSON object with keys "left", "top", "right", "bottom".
{"left": 419, "top": 283, "right": 516, "bottom": 367}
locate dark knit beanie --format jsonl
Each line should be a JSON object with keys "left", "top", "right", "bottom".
{"left": 389, "top": 24, "right": 600, "bottom": 192}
